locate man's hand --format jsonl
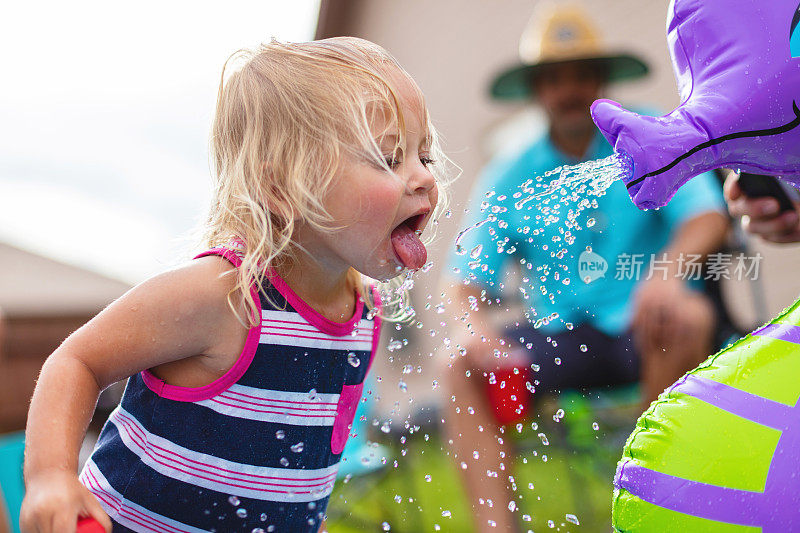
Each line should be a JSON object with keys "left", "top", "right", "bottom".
{"left": 724, "top": 173, "right": 800, "bottom": 244}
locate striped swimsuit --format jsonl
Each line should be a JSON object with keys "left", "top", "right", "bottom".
{"left": 80, "top": 245, "right": 380, "bottom": 532}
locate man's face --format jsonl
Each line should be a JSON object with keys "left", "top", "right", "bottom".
{"left": 533, "top": 61, "right": 606, "bottom": 135}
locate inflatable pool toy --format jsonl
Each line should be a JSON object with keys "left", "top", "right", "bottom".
{"left": 591, "top": 0, "right": 800, "bottom": 209}
{"left": 612, "top": 298, "right": 800, "bottom": 531}
{"left": 76, "top": 517, "right": 105, "bottom": 533}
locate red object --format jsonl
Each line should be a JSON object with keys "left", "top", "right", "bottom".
{"left": 485, "top": 366, "right": 532, "bottom": 425}
{"left": 76, "top": 517, "right": 105, "bottom": 533}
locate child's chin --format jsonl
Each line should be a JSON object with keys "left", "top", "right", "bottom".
{"left": 365, "top": 261, "right": 406, "bottom": 282}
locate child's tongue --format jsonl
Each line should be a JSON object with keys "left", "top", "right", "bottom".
{"left": 391, "top": 222, "right": 427, "bottom": 270}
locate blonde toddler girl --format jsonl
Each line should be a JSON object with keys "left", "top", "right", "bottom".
{"left": 20, "top": 37, "right": 449, "bottom": 533}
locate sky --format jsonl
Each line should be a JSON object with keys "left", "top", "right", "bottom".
{"left": 0, "top": 0, "right": 321, "bottom": 283}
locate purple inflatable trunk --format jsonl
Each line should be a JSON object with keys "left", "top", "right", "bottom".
{"left": 591, "top": 0, "right": 800, "bottom": 209}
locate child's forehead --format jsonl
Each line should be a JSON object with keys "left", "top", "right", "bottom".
{"left": 370, "top": 72, "right": 429, "bottom": 141}
{"left": 372, "top": 114, "right": 428, "bottom": 147}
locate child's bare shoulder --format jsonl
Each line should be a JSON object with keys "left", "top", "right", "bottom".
{"left": 58, "top": 255, "right": 247, "bottom": 387}
{"left": 162, "top": 254, "right": 238, "bottom": 298}
{"left": 131, "top": 254, "right": 240, "bottom": 309}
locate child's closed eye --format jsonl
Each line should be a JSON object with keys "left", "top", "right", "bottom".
{"left": 384, "top": 155, "right": 435, "bottom": 169}
{"left": 384, "top": 155, "right": 402, "bottom": 169}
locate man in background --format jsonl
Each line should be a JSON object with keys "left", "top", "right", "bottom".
{"left": 444, "top": 5, "right": 729, "bottom": 531}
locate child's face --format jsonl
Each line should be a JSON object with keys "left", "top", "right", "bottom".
{"left": 299, "top": 73, "right": 438, "bottom": 281}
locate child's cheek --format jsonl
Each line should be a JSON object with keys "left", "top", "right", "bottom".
{"left": 430, "top": 183, "right": 440, "bottom": 210}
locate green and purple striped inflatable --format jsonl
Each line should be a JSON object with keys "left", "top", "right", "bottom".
{"left": 613, "top": 299, "right": 800, "bottom": 532}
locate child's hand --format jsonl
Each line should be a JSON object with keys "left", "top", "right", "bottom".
{"left": 19, "top": 470, "right": 111, "bottom": 533}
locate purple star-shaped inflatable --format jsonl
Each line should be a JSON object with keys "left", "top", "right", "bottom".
{"left": 591, "top": 0, "right": 800, "bottom": 209}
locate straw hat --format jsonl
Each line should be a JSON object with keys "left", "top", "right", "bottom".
{"left": 490, "top": 3, "right": 649, "bottom": 100}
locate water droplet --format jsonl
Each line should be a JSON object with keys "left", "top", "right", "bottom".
{"left": 291, "top": 442, "right": 304, "bottom": 453}
{"left": 592, "top": 422, "right": 599, "bottom": 431}
{"left": 442, "top": 510, "right": 452, "bottom": 518}
{"left": 586, "top": 217, "right": 596, "bottom": 227}
{"left": 347, "top": 352, "right": 361, "bottom": 367}
{"left": 228, "top": 496, "right": 240, "bottom": 506}
{"left": 579, "top": 344, "right": 588, "bottom": 352}
{"left": 387, "top": 339, "right": 403, "bottom": 352}
{"left": 275, "top": 430, "right": 285, "bottom": 440}
{"left": 508, "top": 500, "right": 516, "bottom": 512}
{"left": 382, "top": 522, "right": 391, "bottom": 531}
{"left": 454, "top": 217, "right": 492, "bottom": 255}
{"left": 279, "top": 457, "right": 289, "bottom": 466}
{"left": 566, "top": 513, "right": 580, "bottom": 525}
{"left": 236, "top": 508, "right": 248, "bottom": 518}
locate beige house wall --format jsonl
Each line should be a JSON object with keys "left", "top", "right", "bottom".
{"left": 0, "top": 242, "right": 131, "bottom": 432}
{"left": 321, "top": 0, "right": 800, "bottom": 415}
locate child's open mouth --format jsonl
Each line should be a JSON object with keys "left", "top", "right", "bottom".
{"left": 390, "top": 213, "right": 427, "bottom": 270}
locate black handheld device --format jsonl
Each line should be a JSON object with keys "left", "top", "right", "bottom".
{"left": 737, "top": 172, "right": 796, "bottom": 213}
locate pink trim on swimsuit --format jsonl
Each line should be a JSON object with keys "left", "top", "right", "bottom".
{"left": 330, "top": 285, "right": 381, "bottom": 454}
{"left": 267, "top": 270, "right": 364, "bottom": 337}
{"left": 367, "top": 285, "right": 382, "bottom": 373}
{"left": 140, "top": 247, "right": 262, "bottom": 402}
{"left": 330, "top": 382, "right": 363, "bottom": 454}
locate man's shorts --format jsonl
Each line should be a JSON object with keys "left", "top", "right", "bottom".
{"left": 485, "top": 323, "right": 640, "bottom": 425}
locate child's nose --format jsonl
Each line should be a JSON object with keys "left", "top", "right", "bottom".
{"left": 407, "top": 165, "right": 436, "bottom": 195}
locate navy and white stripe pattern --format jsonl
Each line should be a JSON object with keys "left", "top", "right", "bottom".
{"left": 80, "top": 246, "right": 380, "bottom": 532}
{"left": 195, "top": 383, "right": 341, "bottom": 426}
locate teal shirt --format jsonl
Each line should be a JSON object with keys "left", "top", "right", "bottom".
{"left": 451, "top": 130, "right": 726, "bottom": 336}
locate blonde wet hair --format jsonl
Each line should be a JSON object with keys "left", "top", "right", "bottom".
{"left": 205, "top": 37, "right": 454, "bottom": 326}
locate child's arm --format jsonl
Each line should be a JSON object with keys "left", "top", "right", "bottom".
{"left": 19, "top": 256, "right": 247, "bottom": 533}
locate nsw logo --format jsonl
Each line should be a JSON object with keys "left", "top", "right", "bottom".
{"left": 578, "top": 251, "right": 607, "bottom": 284}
